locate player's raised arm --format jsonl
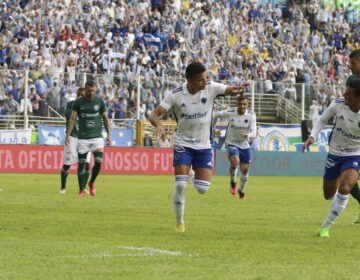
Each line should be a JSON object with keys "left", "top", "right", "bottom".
{"left": 149, "top": 105, "right": 167, "bottom": 139}
{"left": 224, "top": 82, "right": 250, "bottom": 96}
{"left": 302, "top": 100, "right": 337, "bottom": 152}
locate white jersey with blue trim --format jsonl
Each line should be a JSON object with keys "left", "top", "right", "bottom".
{"left": 160, "top": 81, "right": 227, "bottom": 149}
{"left": 310, "top": 98, "right": 360, "bottom": 156}
{"left": 214, "top": 108, "right": 257, "bottom": 149}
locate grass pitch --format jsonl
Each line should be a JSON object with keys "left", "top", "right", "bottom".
{"left": 0, "top": 174, "right": 359, "bottom": 280}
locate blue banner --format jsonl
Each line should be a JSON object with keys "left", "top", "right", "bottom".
{"left": 38, "top": 125, "right": 65, "bottom": 145}
{"left": 37, "top": 125, "right": 133, "bottom": 147}
{"left": 215, "top": 150, "right": 327, "bottom": 176}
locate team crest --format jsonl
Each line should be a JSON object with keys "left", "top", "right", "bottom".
{"left": 201, "top": 97, "right": 207, "bottom": 104}
{"left": 94, "top": 105, "right": 100, "bottom": 111}
{"left": 261, "top": 130, "right": 290, "bottom": 151}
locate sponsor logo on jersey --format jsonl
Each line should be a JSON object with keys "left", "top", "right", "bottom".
{"left": 81, "top": 112, "right": 99, "bottom": 118}
{"left": 336, "top": 127, "right": 360, "bottom": 140}
{"left": 180, "top": 111, "right": 208, "bottom": 120}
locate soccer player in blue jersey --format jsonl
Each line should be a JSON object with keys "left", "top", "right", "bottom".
{"left": 213, "top": 95, "right": 257, "bottom": 199}
{"left": 302, "top": 78, "right": 360, "bottom": 237}
{"left": 149, "top": 62, "right": 248, "bottom": 232}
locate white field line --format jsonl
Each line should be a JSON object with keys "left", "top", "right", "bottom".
{"left": 116, "top": 246, "right": 192, "bottom": 257}
{"left": 5, "top": 245, "right": 193, "bottom": 259}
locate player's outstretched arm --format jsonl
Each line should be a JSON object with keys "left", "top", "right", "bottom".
{"left": 149, "top": 105, "right": 167, "bottom": 139}
{"left": 302, "top": 136, "right": 315, "bottom": 153}
{"left": 224, "top": 82, "right": 250, "bottom": 96}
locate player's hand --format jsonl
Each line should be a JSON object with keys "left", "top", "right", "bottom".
{"left": 241, "top": 82, "right": 250, "bottom": 88}
{"left": 106, "top": 136, "right": 111, "bottom": 146}
{"left": 240, "top": 131, "right": 248, "bottom": 138}
{"left": 154, "top": 125, "right": 165, "bottom": 139}
{"left": 65, "top": 136, "right": 70, "bottom": 145}
{"left": 236, "top": 82, "right": 250, "bottom": 95}
{"left": 302, "top": 136, "right": 314, "bottom": 153}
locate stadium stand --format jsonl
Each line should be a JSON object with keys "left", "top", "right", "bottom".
{"left": 0, "top": 0, "right": 356, "bottom": 132}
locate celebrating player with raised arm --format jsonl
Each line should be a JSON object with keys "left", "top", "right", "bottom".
{"left": 149, "top": 62, "right": 248, "bottom": 232}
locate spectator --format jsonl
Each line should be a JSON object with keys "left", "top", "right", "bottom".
{"left": 157, "top": 133, "right": 171, "bottom": 148}
{"left": 143, "top": 132, "right": 153, "bottom": 147}
{"left": 19, "top": 94, "right": 33, "bottom": 116}
{"left": 47, "top": 81, "right": 61, "bottom": 116}
{"left": 309, "top": 99, "right": 320, "bottom": 126}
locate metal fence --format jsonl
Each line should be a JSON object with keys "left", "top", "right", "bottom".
{"left": 0, "top": 69, "right": 345, "bottom": 130}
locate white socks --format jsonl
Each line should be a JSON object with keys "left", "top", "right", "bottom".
{"left": 174, "top": 175, "right": 187, "bottom": 225}
{"left": 321, "top": 192, "right": 349, "bottom": 228}
{"left": 229, "top": 166, "right": 238, "bottom": 183}
{"left": 239, "top": 172, "right": 249, "bottom": 193}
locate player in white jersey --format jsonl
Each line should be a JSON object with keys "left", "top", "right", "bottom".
{"left": 302, "top": 78, "right": 360, "bottom": 237}
{"left": 345, "top": 49, "right": 360, "bottom": 223}
{"left": 213, "top": 95, "right": 257, "bottom": 199}
{"left": 149, "top": 62, "right": 248, "bottom": 232}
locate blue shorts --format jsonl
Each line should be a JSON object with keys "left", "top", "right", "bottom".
{"left": 227, "top": 145, "right": 251, "bottom": 164}
{"left": 173, "top": 146, "right": 213, "bottom": 170}
{"left": 324, "top": 154, "right": 360, "bottom": 180}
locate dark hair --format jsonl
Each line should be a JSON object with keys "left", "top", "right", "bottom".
{"left": 85, "top": 80, "right": 96, "bottom": 87}
{"left": 236, "top": 95, "right": 248, "bottom": 101}
{"left": 185, "top": 62, "right": 206, "bottom": 79}
{"left": 349, "top": 49, "right": 360, "bottom": 58}
{"left": 348, "top": 78, "right": 360, "bottom": 97}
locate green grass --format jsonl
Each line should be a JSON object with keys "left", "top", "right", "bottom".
{"left": 0, "top": 174, "right": 359, "bottom": 280}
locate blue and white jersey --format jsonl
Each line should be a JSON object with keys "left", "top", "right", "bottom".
{"left": 214, "top": 108, "right": 257, "bottom": 149}
{"left": 310, "top": 98, "right": 360, "bottom": 156}
{"left": 160, "top": 81, "right": 227, "bottom": 149}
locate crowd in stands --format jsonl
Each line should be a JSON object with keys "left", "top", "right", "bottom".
{"left": 0, "top": 0, "right": 359, "bottom": 122}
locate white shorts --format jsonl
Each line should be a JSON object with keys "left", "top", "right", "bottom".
{"left": 63, "top": 136, "right": 91, "bottom": 165}
{"left": 78, "top": 138, "right": 104, "bottom": 155}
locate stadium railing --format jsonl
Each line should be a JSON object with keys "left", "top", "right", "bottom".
{"left": 0, "top": 69, "right": 345, "bottom": 142}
